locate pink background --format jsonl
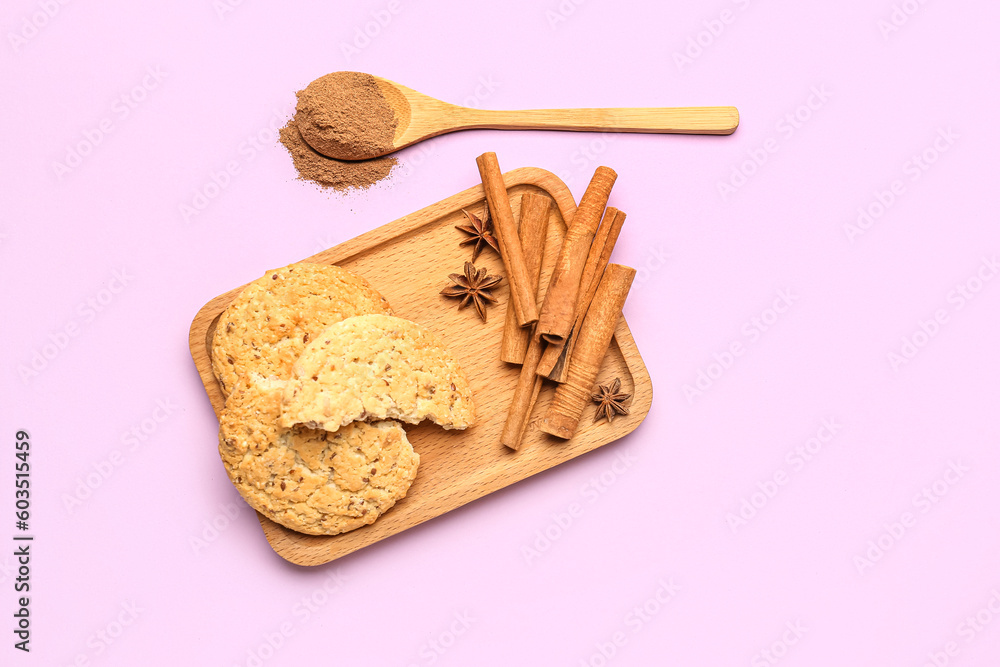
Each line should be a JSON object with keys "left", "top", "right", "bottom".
{"left": 3, "top": 0, "right": 999, "bottom": 665}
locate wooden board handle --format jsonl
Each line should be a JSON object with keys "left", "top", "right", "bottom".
{"left": 459, "top": 106, "right": 739, "bottom": 135}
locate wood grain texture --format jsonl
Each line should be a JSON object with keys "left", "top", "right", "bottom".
{"left": 369, "top": 76, "right": 739, "bottom": 159}
{"left": 188, "top": 167, "right": 652, "bottom": 566}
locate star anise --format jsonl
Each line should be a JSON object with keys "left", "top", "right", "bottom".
{"left": 592, "top": 378, "right": 631, "bottom": 424}
{"left": 455, "top": 206, "right": 499, "bottom": 261}
{"left": 440, "top": 262, "right": 502, "bottom": 322}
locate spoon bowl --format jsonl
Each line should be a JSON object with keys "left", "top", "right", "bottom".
{"left": 301, "top": 74, "right": 740, "bottom": 161}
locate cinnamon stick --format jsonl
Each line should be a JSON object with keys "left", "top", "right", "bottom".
{"left": 535, "top": 166, "right": 617, "bottom": 343}
{"left": 500, "top": 194, "right": 550, "bottom": 364}
{"left": 537, "top": 207, "right": 627, "bottom": 382}
{"left": 538, "top": 263, "right": 636, "bottom": 440}
{"left": 500, "top": 334, "right": 545, "bottom": 450}
{"left": 476, "top": 152, "right": 538, "bottom": 327}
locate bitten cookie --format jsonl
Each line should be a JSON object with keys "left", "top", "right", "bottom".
{"left": 211, "top": 263, "right": 393, "bottom": 397}
{"left": 280, "top": 314, "right": 476, "bottom": 431}
{"left": 218, "top": 377, "right": 419, "bottom": 536}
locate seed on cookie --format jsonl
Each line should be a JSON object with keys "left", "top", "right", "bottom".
{"left": 217, "top": 378, "right": 418, "bottom": 536}
{"left": 210, "top": 262, "right": 393, "bottom": 398}
{"left": 280, "top": 314, "right": 475, "bottom": 431}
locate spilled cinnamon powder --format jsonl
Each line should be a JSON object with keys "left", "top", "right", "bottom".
{"left": 279, "top": 118, "right": 396, "bottom": 191}
{"left": 279, "top": 71, "right": 399, "bottom": 192}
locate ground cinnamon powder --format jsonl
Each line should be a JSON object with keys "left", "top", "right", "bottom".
{"left": 279, "top": 71, "right": 399, "bottom": 192}
{"left": 296, "top": 71, "right": 398, "bottom": 160}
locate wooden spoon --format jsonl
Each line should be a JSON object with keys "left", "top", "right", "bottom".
{"left": 300, "top": 75, "right": 740, "bottom": 161}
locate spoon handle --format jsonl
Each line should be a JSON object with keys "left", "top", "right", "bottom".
{"left": 455, "top": 106, "right": 739, "bottom": 135}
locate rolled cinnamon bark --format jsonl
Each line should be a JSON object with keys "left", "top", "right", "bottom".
{"left": 537, "top": 207, "right": 626, "bottom": 381}
{"left": 538, "top": 263, "right": 636, "bottom": 440}
{"left": 535, "top": 166, "right": 617, "bottom": 343}
{"left": 499, "top": 334, "right": 545, "bottom": 450}
{"left": 579, "top": 208, "right": 627, "bottom": 316}
{"left": 476, "top": 152, "right": 539, "bottom": 327}
{"left": 500, "top": 194, "right": 550, "bottom": 364}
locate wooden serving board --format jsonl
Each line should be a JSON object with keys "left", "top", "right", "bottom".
{"left": 188, "top": 167, "right": 652, "bottom": 566}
